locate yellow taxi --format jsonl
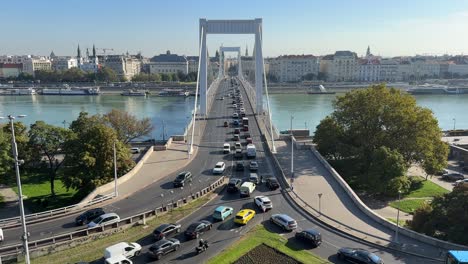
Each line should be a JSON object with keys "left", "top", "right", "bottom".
{"left": 234, "top": 209, "right": 256, "bottom": 225}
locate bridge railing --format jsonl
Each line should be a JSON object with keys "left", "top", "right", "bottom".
{"left": 0, "top": 176, "right": 227, "bottom": 262}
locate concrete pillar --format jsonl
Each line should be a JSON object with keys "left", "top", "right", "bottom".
{"left": 199, "top": 19, "right": 208, "bottom": 116}
{"left": 254, "top": 18, "right": 264, "bottom": 114}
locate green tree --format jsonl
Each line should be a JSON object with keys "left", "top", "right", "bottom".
{"left": 3, "top": 122, "right": 33, "bottom": 168}
{"left": 62, "top": 112, "right": 134, "bottom": 193}
{"left": 28, "top": 121, "right": 71, "bottom": 196}
{"left": 171, "top": 73, "right": 179, "bottom": 82}
{"left": 96, "top": 67, "right": 118, "bottom": 82}
{"left": 0, "top": 127, "right": 13, "bottom": 177}
{"left": 313, "top": 84, "right": 448, "bottom": 194}
{"left": 160, "top": 73, "right": 171, "bottom": 82}
{"left": 103, "top": 109, "right": 153, "bottom": 144}
{"left": 367, "top": 146, "right": 407, "bottom": 194}
{"left": 16, "top": 72, "right": 34, "bottom": 81}
{"left": 302, "top": 73, "right": 316, "bottom": 81}
{"left": 62, "top": 68, "right": 85, "bottom": 82}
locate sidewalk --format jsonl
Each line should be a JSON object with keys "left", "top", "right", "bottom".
{"left": 274, "top": 139, "right": 444, "bottom": 259}
{"left": 0, "top": 185, "right": 31, "bottom": 218}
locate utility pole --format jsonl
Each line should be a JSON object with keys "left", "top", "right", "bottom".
{"left": 113, "top": 141, "right": 118, "bottom": 197}
{"left": 290, "top": 115, "right": 294, "bottom": 179}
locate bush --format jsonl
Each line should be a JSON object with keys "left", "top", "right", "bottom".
{"left": 407, "top": 202, "right": 434, "bottom": 234}
{"left": 384, "top": 176, "right": 411, "bottom": 196}
{"left": 409, "top": 176, "right": 424, "bottom": 191}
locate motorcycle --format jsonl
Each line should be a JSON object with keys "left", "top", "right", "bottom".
{"left": 196, "top": 243, "right": 209, "bottom": 254}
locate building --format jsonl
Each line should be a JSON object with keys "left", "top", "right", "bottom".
{"left": 0, "top": 63, "right": 23, "bottom": 78}
{"left": 318, "top": 54, "right": 334, "bottom": 81}
{"left": 52, "top": 57, "right": 78, "bottom": 71}
{"left": 187, "top": 56, "right": 199, "bottom": 73}
{"left": 328, "top": 51, "right": 358, "bottom": 82}
{"left": 379, "top": 59, "right": 399, "bottom": 82}
{"left": 149, "top": 50, "right": 188, "bottom": 75}
{"left": 268, "top": 55, "right": 320, "bottom": 82}
{"left": 358, "top": 57, "right": 381, "bottom": 82}
{"left": 23, "top": 57, "right": 52, "bottom": 76}
{"left": 104, "top": 55, "right": 140, "bottom": 80}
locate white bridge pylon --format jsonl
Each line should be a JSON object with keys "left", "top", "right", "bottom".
{"left": 219, "top": 46, "right": 242, "bottom": 79}
{"left": 199, "top": 18, "right": 264, "bottom": 115}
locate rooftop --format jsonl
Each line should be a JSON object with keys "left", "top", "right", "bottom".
{"left": 151, "top": 50, "right": 187, "bottom": 63}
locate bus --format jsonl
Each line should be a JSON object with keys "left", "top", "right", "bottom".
{"left": 446, "top": 251, "right": 468, "bottom": 264}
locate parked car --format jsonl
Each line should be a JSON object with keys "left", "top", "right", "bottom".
{"left": 234, "top": 209, "right": 256, "bottom": 225}
{"left": 295, "top": 229, "right": 322, "bottom": 247}
{"left": 153, "top": 223, "right": 181, "bottom": 241}
{"left": 130, "top": 147, "right": 140, "bottom": 154}
{"left": 212, "top": 206, "right": 234, "bottom": 221}
{"left": 75, "top": 208, "right": 105, "bottom": 226}
{"left": 148, "top": 238, "right": 180, "bottom": 260}
{"left": 270, "top": 214, "right": 298, "bottom": 231}
{"left": 213, "top": 161, "right": 226, "bottom": 174}
{"left": 184, "top": 220, "right": 212, "bottom": 239}
{"left": 236, "top": 161, "right": 244, "bottom": 171}
{"left": 249, "top": 161, "right": 259, "bottom": 171}
{"left": 173, "top": 171, "right": 192, "bottom": 187}
{"left": 249, "top": 173, "right": 260, "bottom": 184}
{"left": 88, "top": 213, "right": 120, "bottom": 228}
{"left": 104, "top": 242, "right": 141, "bottom": 260}
{"left": 442, "top": 173, "right": 465, "bottom": 181}
{"left": 254, "top": 196, "right": 273, "bottom": 212}
{"left": 227, "top": 178, "right": 242, "bottom": 193}
{"left": 266, "top": 177, "right": 280, "bottom": 190}
{"left": 453, "top": 178, "right": 468, "bottom": 186}
{"left": 337, "top": 248, "right": 383, "bottom": 264}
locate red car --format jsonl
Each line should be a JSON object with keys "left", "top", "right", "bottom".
{"left": 243, "top": 125, "right": 249, "bottom": 131}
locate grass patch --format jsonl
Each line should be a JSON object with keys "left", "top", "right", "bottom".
{"left": 389, "top": 199, "right": 429, "bottom": 214}
{"left": 207, "top": 225, "right": 330, "bottom": 264}
{"left": 405, "top": 176, "right": 449, "bottom": 198}
{"left": 386, "top": 218, "right": 407, "bottom": 227}
{"left": 28, "top": 195, "right": 211, "bottom": 264}
{"left": 10, "top": 170, "right": 81, "bottom": 213}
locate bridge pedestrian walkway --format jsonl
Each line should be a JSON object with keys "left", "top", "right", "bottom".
{"left": 273, "top": 139, "right": 444, "bottom": 259}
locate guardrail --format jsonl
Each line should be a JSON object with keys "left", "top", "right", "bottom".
{"left": 0, "top": 193, "right": 114, "bottom": 229}
{"left": 0, "top": 176, "right": 227, "bottom": 262}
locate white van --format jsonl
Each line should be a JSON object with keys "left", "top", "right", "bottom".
{"left": 104, "top": 242, "right": 142, "bottom": 260}
{"left": 246, "top": 144, "right": 256, "bottom": 158}
{"left": 105, "top": 255, "right": 133, "bottom": 264}
{"left": 240, "top": 182, "right": 256, "bottom": 197}
{"left": 223, "top": 143, "right": 231, "bottom": 154}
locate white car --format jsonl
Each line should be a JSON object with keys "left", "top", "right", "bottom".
{"left": 233, "top": 104, "right": 238, "bottom": 108}
{"left": 235, "top": 142, "right": 242, "bottom": 150}
{"left": 213, "top": 161, "right": 226, "bottom": 174}
{"left": 240, "top": 108, "right": 245, "bottom": 112}
{"left": 104, "top": 242, "right": 142, "bottom": 260}
{"left": 88, "top": 213, "right": 120, "bottom": 228}
{"left": 254, "top": 196, "right": 273, "bottom": 212}
{"left": 223, "top": 143, "right": 231, "bottom": 154}
{"left": 130, "top": 147, "right": 140, "bottom": 154}
{"left": 232, "top": 113, "right": 239, "bottom": 118}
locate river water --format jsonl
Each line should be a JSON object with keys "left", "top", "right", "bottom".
{"left": 0, "top": 93, "right": 466, "bottom": 139}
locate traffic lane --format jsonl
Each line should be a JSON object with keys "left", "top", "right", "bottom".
{"left": 2, "top": 79, "right": 232, "bottom": 246}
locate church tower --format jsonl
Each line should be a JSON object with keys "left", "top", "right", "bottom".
{"left": 366, "top": 46, "right": 371, "bottom": 57}
{"left": 245, "top": 45, "right": 248, "bottom": 57}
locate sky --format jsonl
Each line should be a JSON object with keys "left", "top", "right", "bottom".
{"left": 2, "top": 0, "right": 468, "bottom": 58}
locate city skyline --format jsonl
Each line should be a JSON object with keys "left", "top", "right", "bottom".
{"left": 2, "top": 0, "right": 468, "bottom": 57}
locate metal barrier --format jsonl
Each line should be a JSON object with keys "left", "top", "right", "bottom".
{"left": 0, "top": 176, "right": 226, "bottom": 261}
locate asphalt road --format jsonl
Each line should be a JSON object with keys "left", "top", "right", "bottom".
{"left": 3, "top": 77, "right": 443, "bottom": 264}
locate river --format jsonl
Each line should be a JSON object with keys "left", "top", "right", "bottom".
{"left": 0, "top": 93, "right": 466, "bottom": 139}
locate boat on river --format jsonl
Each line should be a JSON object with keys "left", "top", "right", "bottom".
{"left": 0, "top": 88, "right": 36, "bottom": 95}
{"left": 121, "top": 89, "right": 148, "bottom": 96}
{"left": 158, "top": 89, "right": 190, "bottom": 97}
{"left": 41, "top": 85, "right": 100, "bottom": 95}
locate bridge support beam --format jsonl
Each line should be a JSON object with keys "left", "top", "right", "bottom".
{"left": 199, "top": 19, "right": 208, "bottom": 116}
{"left": 254, "top": 19, "right": 263, "bottom": 115}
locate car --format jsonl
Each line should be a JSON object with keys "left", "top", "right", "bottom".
{"left": 104, "top": 242, "right": 142, "bottom": 260}
{"left": 220, "top": 96, "right": 224, "bottom": 100}
{"left": 75, "top": 208, "right": 105, "bottom": 226}
{"left": 453, "top": 178, "right": 468, "bottom": 186}
{"left": 224, "top": 121, "right": 229, "bottom": 127}
{"left": 266, "top": 177, "right": 280, "bottom": 190}
{"left": 240, "top": 108, "right": 245, "bottom": 112}
{"left": 337, "top": 248, "right": 383, "bottom": 264}
{"left": 235, "top": 161, "right": 244, "bottom": 171}
{"left": 227, "top": 178, "right": 242, "bottom": 193}
{"left": 233, "top": 112, "right": 239, "bottom": 118}
{"left": 246, "top": 137, "right": 253, "bottom": 144}
{"left": 295, "top": 229, "right": 322, "bottom": 247}
{"left": 88, "top": 213, "right": 120, "bottom": 228}
{"left": 213, "top": 161, "right": 226, "bottom": 174}
{"left": 254, "top": 196, "right": 273, "bottom": 212}
{"left": 235, "top": 142, "right": 242, "bottom": 149}
{"left": 212, "top": 206, "right": 234, "bottom": 221}
{"left": 173, "top": 171, "right": 192, "bottom": 187}
{"left": 184, "top": 220, "right": 212, "bottom": 239}
{"left": 270, "top": 214, "right": 298, "bottom": 231}
{"left": 223, "top": 143, "right": 231, "bottom": 154}
{"left": 234, "top": 209, "right": 256, "bottom": 225}
{"left": 241, "top": 112, "right": 246, "bottom": 117}
{"left": 243, "top": 125, "right": 249, "bottom": 131}
{"left": 104, "top": 255, "right": 133, "bottom": 264}
{"left": 130, "top": 147, "right": 140, "bottom": 154}
{"left": 233, "top": 120, "right": 240, "bottom": 126}
{"left": 442, "top": 173, "right": 465, "bottom": 181}
{"left": 153, "top": 223, "right": 181, "bottom": 241}
{"left": 148, "top": 238, "right": 181, "bottom": 260}
{"left": 233, "top": 104, "right": 238, "bottom": 108}
{"left": 233, "top": 134, "right": 240, "bottom": 141}
{"left": 249, "top": 173, "right": 260, "bottom": 184}
{"left": 234, "top": 128, "right": 241, "bottom": 134}
{"left": 249, "top": 161, "right": 258, "bottom": 171}
{"left": 244, "top": 132, "right": 251, "bottom": 139}
{"left": 234, "top": 149, "right": 243, "bottom": 159}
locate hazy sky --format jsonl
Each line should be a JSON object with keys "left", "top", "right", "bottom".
{"left": 2, "top": 0, "right": 468, "bottom": 58}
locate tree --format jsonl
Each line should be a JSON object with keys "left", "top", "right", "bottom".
{"left": 313, "top": 84, "right": 448, "bottom": 194}
{"left": 96, "top": 67, "right": 118, "bottom": 82}
{"left": 62, "top": 112, "right": 134, "bottom": 193}
{"left": 103, "top": 109, "right": 153, "bottom": 144}
{"left": 62, "top": 68, "right": 85, "bottom": 82}
{"left": 2, "top": 122, "right": 33, "bottom": 167}
{"left": 28, "top": 121, "right": 71, "bottom": 196}
{"left": 302, "top": 73, "right": 316, "bottom": 81}
{"left": 161, "top": 73, "right": 171, "bottom": 82}
{"left": 0, "top": 126, "right": 13, "bottom": 177}
{"left": 367, "top": 146, "right": 407, "bottom": 194}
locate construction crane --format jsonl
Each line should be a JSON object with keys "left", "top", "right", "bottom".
{"left": 96, "top": 48, "right": 114, "bottom": 61}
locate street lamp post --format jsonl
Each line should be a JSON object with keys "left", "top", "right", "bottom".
{"left": 395, "top": 190, "right": 402, "bottom": 243}
{"left": 453, "top": 118, "right": 456, "bottom": 131}
{"left": 318, "top": 193, "right": 323, "bottom": 216}
{"left": 290, "top": 115, "right": 294, "bottom": 179}
{"left": 113, "top": 141, "right": 118, "bottom": 197}
{"left": 0, "top": 115, "right": 30, "bottom": 263}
